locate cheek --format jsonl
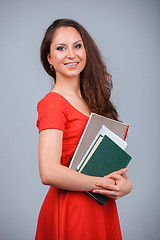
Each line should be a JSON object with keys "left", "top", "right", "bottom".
{"left": 51, "top": 53, "right": 64, "bottom": 67}
{"left": 80, "top": 49, "right": 87, "bottom": 64}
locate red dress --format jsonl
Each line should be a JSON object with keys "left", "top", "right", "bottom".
{"left": 35, "top": 92, "right": 122, "bottom": 240}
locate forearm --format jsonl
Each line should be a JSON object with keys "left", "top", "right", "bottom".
{"left": 40, "top": 164, "right": 114, "bottom": 192}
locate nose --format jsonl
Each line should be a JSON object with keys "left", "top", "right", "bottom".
{"left": 67, "top": 47, "right": 76, "bottom": 59}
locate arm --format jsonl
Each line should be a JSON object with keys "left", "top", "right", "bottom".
{"left": 38, "top": 129, "right": 126, "bottom": 193}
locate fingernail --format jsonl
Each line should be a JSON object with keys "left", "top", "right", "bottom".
{"left": 93, "top": 190, "right": 97, "bottom": 193}
{"left": 95, "top": 183, "right": 100, "bottom": 186}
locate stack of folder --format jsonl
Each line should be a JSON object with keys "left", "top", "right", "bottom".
{"left": 69, "top": 113, "right": 132, "bottom": 204}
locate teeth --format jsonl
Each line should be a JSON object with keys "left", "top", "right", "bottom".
{"left": 65, "top": 62, "right": 78, "bottom": 66}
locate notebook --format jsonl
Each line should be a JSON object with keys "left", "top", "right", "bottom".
{"left": 69, "top": 113, "right": 129, "bottom": 171}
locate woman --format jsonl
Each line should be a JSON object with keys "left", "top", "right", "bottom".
{"left": 35, "top": 18, "right": 132, "bottom": 240}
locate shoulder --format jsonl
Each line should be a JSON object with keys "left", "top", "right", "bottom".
{"left": 37, "top": 92, "right": 66, "bottom": 111}
{"left": 36, "top": 92, "right": 68, "bottom": 133}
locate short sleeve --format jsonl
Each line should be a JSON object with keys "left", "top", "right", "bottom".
{"left": 36, "top": 93, "right": 67, "bottom": 133}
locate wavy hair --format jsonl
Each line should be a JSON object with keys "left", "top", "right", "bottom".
{"left": 40, "top": 19, "right": 119, "bottom": 120}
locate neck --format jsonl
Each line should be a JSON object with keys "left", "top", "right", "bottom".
{"left": 53, "top": 74, "right": 82, "bottom": 97}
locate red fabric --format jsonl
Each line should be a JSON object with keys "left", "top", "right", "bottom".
{"left": 35, "top": 92, "right": 122, "bottom": 240}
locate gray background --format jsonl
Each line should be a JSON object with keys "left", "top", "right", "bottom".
{"left": 0, "top": 0, "right": 160, "bottom": 239}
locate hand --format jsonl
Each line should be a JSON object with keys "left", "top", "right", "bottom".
{"left": 92, "top": 169, "right": 132, "bottom": 200}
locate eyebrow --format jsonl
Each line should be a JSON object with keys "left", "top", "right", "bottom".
{"left": 55, "top": 40, "right": 82, "bottom": 46}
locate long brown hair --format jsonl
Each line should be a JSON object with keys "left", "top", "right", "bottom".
{"left": 40, "top": 19, "right": 119, "bottom": 120}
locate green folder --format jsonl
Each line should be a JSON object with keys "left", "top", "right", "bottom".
{"left": 79, "top": 135, "right": 132, "bottom": 204}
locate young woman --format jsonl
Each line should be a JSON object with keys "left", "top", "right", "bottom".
{"left": 35, "top": 18, "right": 132, "bottom": 240}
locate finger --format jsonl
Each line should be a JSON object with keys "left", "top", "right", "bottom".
{"left": 107, "top": 173, "right": 123, "bottom": 181}
{"left": 121, "top": 173, "right": 129, "bottom": 180}
{"left": 104, "top": 168, "right": 128, "bottom": 178}
{"left": 95, "top": 183, "right": 120, "bottom": 192}
{"left": 113, "top": 168, "right": 128, "bottom": 175}
{"left": 108, "top": 168, "right": 128, "bottom": 177}
{"left": 92, "top": 189, "right": 120, "bottom": 199}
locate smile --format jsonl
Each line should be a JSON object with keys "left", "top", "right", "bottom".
{"left": 64, "top": 62, "right": 79, "bottom": 66}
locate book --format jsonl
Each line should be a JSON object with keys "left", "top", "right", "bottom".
{"left": 78, "top": 135, "right": 103, "bottom": 172}
{"left": 77, "top": 125, "right": 128, "bottom": 171}
{"left": 78, "top": 135, "right": 132, "bottom": 204}
{"left": 69, "top": 113, "right": 129, "bottom": 171}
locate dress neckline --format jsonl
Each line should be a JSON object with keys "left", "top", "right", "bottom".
{"left": 48, "top": 92, "right": 90, "bottom": 119}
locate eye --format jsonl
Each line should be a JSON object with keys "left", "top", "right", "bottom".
{"left": 56, "top": 46, "right": 65, "bottom": 51}
{"left": 74, "top": 43, "right": 82, "bottom": 49}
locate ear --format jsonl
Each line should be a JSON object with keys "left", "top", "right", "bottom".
{"left": 47, "top": 54, "right": 52, "bottom": 65}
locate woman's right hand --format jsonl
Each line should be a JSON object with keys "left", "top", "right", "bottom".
{"left": 92, "top": 168, "right": 130, "bottom": 199}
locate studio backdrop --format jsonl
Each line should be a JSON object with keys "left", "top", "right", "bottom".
{"left": 0, "top": 0, "right": 160, "bottom": 239}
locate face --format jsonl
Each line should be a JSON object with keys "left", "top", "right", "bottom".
{"left": 47, "top": 27, "right": 86, "bottom": 80}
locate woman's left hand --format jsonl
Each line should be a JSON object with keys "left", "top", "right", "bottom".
{"left": 92, "top": 170, "right": 132, "bottom": 200}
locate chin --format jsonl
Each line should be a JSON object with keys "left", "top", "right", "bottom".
{"left": 63, "top": 71, "right": 82, "bottom": 79}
